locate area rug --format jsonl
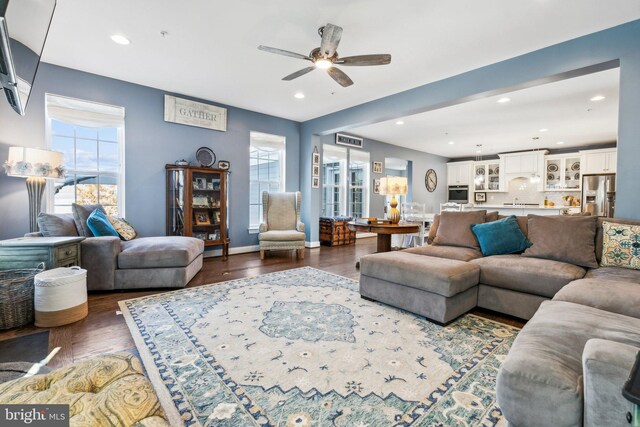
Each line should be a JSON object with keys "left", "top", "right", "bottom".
{"left": 119, "top": 267, "right": 518, "bottom": 427}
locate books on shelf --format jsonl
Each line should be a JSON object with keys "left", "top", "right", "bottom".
{"left": 355, "top": 217, "right": 392, "bottom": 225}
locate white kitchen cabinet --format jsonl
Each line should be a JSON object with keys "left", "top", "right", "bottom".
{"left": 473, "top": 160, "right": 504, "bottom": 192}
{"left": 447, "top": 161, "right": 473, "bottom": 186}
{"left": 499, "top": 150, "right": 547, "bottom": 191}
{"left": 580, "top": 148, "right": 617, "bottom": 174}
{"left": 501, "top": 151, "right": 547, "bottom": 175}
{"left": 544, "top": 153, "right": 582, "bottom": 192}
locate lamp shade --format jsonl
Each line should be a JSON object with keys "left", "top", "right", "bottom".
{"left": 4, "top": 146, "right": 65, "bottom": 179}
{"left": 380, "top": 176, "right": 408, "bottom": 196}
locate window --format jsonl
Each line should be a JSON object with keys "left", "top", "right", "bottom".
{"left": 322, "top": 145, "right": 347, "bottom": 217}
{"left": 249, "top": 132, "right": 286, "bottom": 228}
{"left": 349, "top": 150, "right": 370, "bottom": 218}
{"left": 46, "top": 95, "right": 125, "bottom": 216}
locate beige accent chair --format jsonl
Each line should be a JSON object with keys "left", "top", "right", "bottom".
{"left": 259, "top": 191, "right": 306, "bottom": 259}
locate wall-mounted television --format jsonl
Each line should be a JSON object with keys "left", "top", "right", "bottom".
{"left": 0, "top": 0, "right": 56, "bottom": 115}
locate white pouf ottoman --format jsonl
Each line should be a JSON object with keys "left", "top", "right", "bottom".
{"left": 34, "top": 267, "right": 88, "bottom": 327}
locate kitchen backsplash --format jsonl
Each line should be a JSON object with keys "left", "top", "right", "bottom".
{"left": 481, "top": 177, "right": 581, "bottom": 206}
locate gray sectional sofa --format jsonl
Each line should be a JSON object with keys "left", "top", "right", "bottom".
{"left": 359, "top": 212, "right": 640, "bottom": 426}
{"left": 29, "top": 205, "right": 204, "bottom": 291}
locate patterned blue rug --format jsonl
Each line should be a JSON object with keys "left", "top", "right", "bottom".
{"left": 119, "top": 267, "right": 518, "bottom": 427}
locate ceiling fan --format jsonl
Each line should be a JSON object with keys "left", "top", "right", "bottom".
{"left": 258, "top": 23, "right": 391, "bottom": 87}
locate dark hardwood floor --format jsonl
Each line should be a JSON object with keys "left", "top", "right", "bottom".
{"left": 0, "top": 237, "right": 525, "bottom": 368}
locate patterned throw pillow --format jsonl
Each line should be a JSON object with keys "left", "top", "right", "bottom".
{"left": 107, "top": 216, "right": 138, "bottom": 241}
{"left": 601, "top": 221, "right": 640, "bottom": 270}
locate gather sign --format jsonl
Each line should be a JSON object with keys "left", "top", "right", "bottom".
{"left": 164, "top": 95, "right": 227, "bottom": 132}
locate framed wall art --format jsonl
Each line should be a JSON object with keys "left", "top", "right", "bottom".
{"left": 373, "top": 161, "right": 383, "bottom": 174}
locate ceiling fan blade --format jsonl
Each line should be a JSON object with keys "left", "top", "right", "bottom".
{"left": 282, "top": 67, "right": 316, "bottom": 81}
{"left": 327, "top": 67, "right": 353, "bottom": 87}
{"left": 258, "top": 45, "right": 311, "bottom": 61}
{"left": 337, "top": 54, "right": 392, "bottom": 66}
{"left": 320, "top": 23, "right": 343, "bottom": 57}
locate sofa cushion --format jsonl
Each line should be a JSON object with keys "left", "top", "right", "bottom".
{"left": 426, "top": 214, "right": 440, "bottom": 244}
{"left": 471, "top": 215, "right": 531, "bottom": 256}
{"left": 600, "top": 221, "right": 640, "bottom": 270}
{"left": 554, "top": 278, "right": 640, "bottom": 319}
{"left": 497, "top": 300, "right": 640, "bottom": 427}
{"left": 72, "top": 203, "right": 106, "bottom": 237}
{"left": 108, "top": 216, "right": 137, "bottom": 241}
{"left": 360, "top": 252, "right": 479, "bottom": 297}
{"left": 523, "top": 215, "right": 598, "bottom": 268}
{"left": 596, "top": 217, "right": 640, "bottom": 263}
{"left": 471, "top": 254, "right": 586, "bottom": 298}
{"left": 118, "top": 236, "right": 204, "bottom": 269}
{"left": 403, "top": 245, "right": 482, "bottom": 262}
{"left": 584, "top": 266, "right": 640, "bottom": 284}
{"left": 259, "top": 230, "right": 306, "bottom": 241}
{"left": 498, "top": 214, "right": 528, "bottom": 237}
{"left": 37, "top": 212, "right": 78, "bottom": 237}
{"left": 87, "top": 209, "right": 120, "bottom": 238}
{"left": 433, "top": 210, "right": 486, "bottom": 249}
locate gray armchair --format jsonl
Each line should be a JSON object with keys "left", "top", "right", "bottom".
{"left": 259, "top": 191, "right": 306, "bottom": 259}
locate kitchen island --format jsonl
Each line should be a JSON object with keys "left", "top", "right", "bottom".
{"left": 467, "top": 204, "right": 581, "bottom": 216}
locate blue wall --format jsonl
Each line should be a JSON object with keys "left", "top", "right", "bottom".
{"left": 0, "top": 63, "right": 301, "bottom": 249}
{"left": 300, "top": 20, "right": 640, "bottom": 242}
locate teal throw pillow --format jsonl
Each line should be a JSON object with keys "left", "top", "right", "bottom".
{"left": 471, "top": 215, "right": 531, "bottom": 256}
{"left": 86, "top": 209, "right": 120, "bottom": 238}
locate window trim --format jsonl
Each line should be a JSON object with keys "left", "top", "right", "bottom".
{"left": 249, "top": 131, "right": 286, "bottom": 231}
{"left": 44, "top": 94, "right": 126, "bottom": 217}
{"left": 321, "top": 145, "right": 348, "bottom": 217}
{"left": 348, "top": 150, "right": 370, "bottom": 218}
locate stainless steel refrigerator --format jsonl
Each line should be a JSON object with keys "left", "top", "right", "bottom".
{"left": 582, "top": 174, "right": 616, "bottom": 217}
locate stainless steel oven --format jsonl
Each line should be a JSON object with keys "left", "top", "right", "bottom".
{"left": 448, "top": 185, "right": 469, "bottom": 204}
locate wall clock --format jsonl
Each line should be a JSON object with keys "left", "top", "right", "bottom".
{"left": 425, "top": 169, "right": 437, "bottom": 192}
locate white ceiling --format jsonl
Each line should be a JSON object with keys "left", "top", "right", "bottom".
{"left": 352, "top": 68, "right": 620, "bottom": 158}
{"left": 41, "top": 1, "right": 640, "bottom": 122}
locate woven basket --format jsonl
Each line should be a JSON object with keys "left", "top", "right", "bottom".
{"left": 0, "top": 263, "right": 44, "bottom": 329}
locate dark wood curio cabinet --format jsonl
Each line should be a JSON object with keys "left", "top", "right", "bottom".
{"left": 166, "top": 165, "right": 229, "bottom": 259}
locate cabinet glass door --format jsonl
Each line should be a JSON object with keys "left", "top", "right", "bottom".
{"left": 487, "top": 162, "right": 500, "bottom": 191}
{"left": 563, "top": 156, "right": 581, "bottom": 190}
{"left": 545, "top": 158, "right": 562, "bottom": 190}
{"left": 191, "top": 171, "right": 223, "bottom": 243}
{"left": 474, "top": 164, "right": 486, "bottom": 191}
{"left": 167, "top": 169, "right": 185, "bottom": 236}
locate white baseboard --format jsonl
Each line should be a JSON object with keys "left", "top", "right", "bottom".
{"left": 203, "top": 245, "right": 260, "bottom": 258}
{"left": 305, "top": 241, "right": 320, "bottom": 248}
{"left": 356, "top": 232, "right": 376, "bottom": 239}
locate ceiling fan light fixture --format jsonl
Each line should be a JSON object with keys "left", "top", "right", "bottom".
{"left": 315, "top": 58, "right": 333, "bottom": 69}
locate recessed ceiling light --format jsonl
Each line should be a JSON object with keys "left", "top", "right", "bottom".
{"left": 590, "top": 95, "right": 605, "bottom": 102}
{"left": 110, "top": 34, "right": 131, "bottom": 45}
{"left": 448, "top": 141, "right": 455, "bottom": 145}
{"left": 497, "top": 97, "right": 511, "bottom": 104}
{"left": 539, "top": 128, "right": 548, "bottom": 132}
{"left": 395, "top": 120, "right": 404, "bottom": 125}
{"left": 557, "top": 141, "right": 565, "bottom": 145}
{"left": 294, "top": 92, "right": 305, "bottom": 99}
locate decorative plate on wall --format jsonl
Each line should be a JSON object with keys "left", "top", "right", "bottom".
{"left": 571, "top": 162, "right": 581, "bottom": 171}
{"left": 425, "top": 169, "right": 437, "bottom": 192}
{"left": 196, "top": 147, "right": 216, "bottom": 167}
{"left": 547, "top": 164, "right": 559, "bottom": 172}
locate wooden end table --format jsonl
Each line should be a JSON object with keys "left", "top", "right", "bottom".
{"left": 0, "top": 236, "right": 85, "bottom": 270}
{"left": 347, "top": 222, "right": 421, "bottom": 252}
